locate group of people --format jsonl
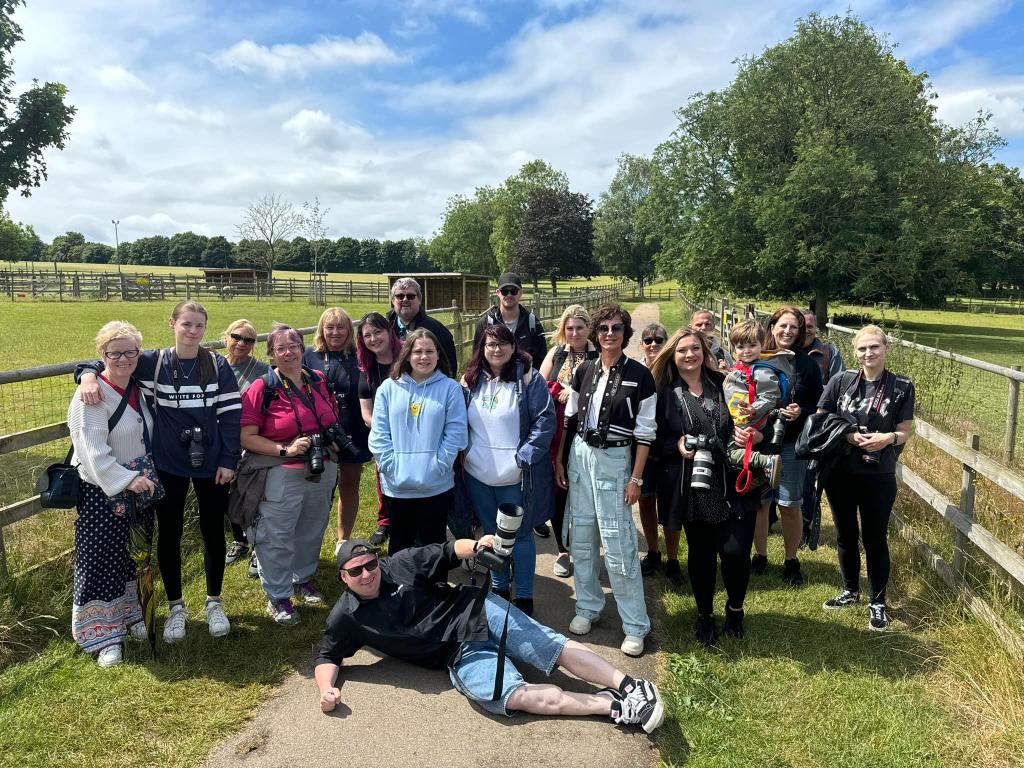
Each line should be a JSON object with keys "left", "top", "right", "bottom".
{"left": 63, "top": 275, "right": 913, "bottom": 728}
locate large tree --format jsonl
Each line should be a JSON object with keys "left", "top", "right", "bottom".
{"left": 0, "top": 212, "right": 36, "bottom": 261}
{"left": 510, "top": 187, "right": 595, "bottom": 293}
{"left": 45, "top": 230, "right": 84, "bottom": 263}
{"left": 594, "top": 154, "right": 660, "bottom": 295}
{"left": 202, "top": 235, "right": 233, "bottom": 268}
{"left": 648, "top": 12, "right": 1003, "bottom": 324}
{"left": 490, "top": 160, "right": 569, "bottom": 271}
{"left": 235, "top": 193, "right": 304, "bottom": 282}
{"left": 168, "top": 231, "right": 208, "bottom": 267}
{"left": 430, "top": 191, "right": 498, "bottom": 275}
{"left": 0, "top": 0, "right": 75, "bottom": 204}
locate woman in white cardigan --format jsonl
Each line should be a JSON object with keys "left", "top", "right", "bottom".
{"left": 68, "top": 321, "right": 157, "bottom": 668}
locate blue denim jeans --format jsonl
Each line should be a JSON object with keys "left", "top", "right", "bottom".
{"left": 464, "top": 472, "right": 536, "bottom": 598}
{"left": 448, "top": 593, "right": 567, "bottom": 716}
{"left": 567, "top": 438, "right": 650, "bottom": 638}
{"left": 767, "top": 441, "right": 808, "bottom": 508}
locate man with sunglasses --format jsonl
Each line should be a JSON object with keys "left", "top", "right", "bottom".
{"left": 473, "top": 273, "right": 547, "bottom": 371}
{"left": 314, "top": 539, "right": 664, "bottom": 733}
{"left": 385, "top": 277, "right": 458, "bottom": 375}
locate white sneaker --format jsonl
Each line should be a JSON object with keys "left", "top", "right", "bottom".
{"left": 205, "top": 598, "right": 231, "bottom": 637}
{"left": 552, "top": 552, "right": 572, "bottom": 578}
{"left": 620, "top": 635, "right": 644, "bottom": 657}
{"left": 97, "top": 644, "right": 123, "bottom": 668}
{"left": 569, "top": 615, "right": 593, "bottom": 635}
{"left": 128, "top": 621, "right": 149, "bottom": 641}
{"left": 163, "top": 603, "right": 187, "bottom": 644}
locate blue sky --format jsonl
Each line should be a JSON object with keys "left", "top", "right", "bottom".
{"left": 6, "top": 0, "right": 1024, "bottom": 244}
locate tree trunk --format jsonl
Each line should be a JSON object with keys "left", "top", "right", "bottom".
{"left": 814, "top": 284, "right": 828, "bottom": 330}
{"left": 636, "top": 273, "right": 645, "bottom": 299}
{"left": 550, "top": 276, "right": 558, "bottom": 294}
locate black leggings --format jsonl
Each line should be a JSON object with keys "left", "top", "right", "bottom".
{"left": 682, "top": 513, "right": 756, "bottom": 617}
{"left": 824, "top": 471, "right": 897, "bottom": 604}
{"left": 156, "top": 470, "right": 229, "bottom": 602}
{"left": 385, "top": 490, "right": 453, "bottom": 556}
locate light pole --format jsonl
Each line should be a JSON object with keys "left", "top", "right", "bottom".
{"left": 111, "top": 219, "right": 121, "bottom": 273}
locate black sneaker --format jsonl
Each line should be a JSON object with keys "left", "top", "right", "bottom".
{"left": 368, "top": 524, "right": 389, "bottom": 548}
{"left": 868, "top": 603, "right": 890, "bottom": 631}
{"left": 823, "top": 590, "right": 860, "bottom": 610}
{"left": 695, "top": 614, "right": 717, "bottom": 647}
{"left": 723, "top": 607, "right": 744, "bottom": 639}
{"left": 610, "top": 678, "right": 665, "bottom": 733}
{"left": 782, "top": 558, "right": 804, "bottom": 587}
{"left": 513, "top": 597, "right": 534, "bottom": 617}
{"left": 533, "top": 524, "right": 551, "bottom": 539}
{"left": 225, "top": 541, "right": 249, "bottom": 565}
{"left": 640, "top": 550, "right": 662, "bottom": 576}
{"left": 750, "top": 554, "right": 768, "bottom": 575}
{"left": 494, "top": 588, "right": 511, "bottom": 602}
{"left": 664, "top": 558, "right": 685, "bottom": 588}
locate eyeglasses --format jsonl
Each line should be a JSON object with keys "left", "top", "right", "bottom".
{"left": 484, "top": 342, "right": 512, "bottom": 351}
{"left": 103, "top": 349, "right": 140, "bottom": 360}
{"left": 272, "top": 344, "right": 302, "bottom": 355}
{"left": 394, "top": 293, "right": 418, "bottom": 301}
{"left": 230, "top": 333, "right": 257, "bottom": 345}
{"left": 597, "top": 323, "right": 625, "bottom": 334}
{"left": 642, "top": 336, "right": 665, "bottom": 346}
{"left": 499, "top": 286, "right": 520, "bottom": 296}
{"left": 341, "top": 557, "right": 380, "bottom": 578}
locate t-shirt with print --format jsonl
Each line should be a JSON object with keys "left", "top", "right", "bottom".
{"left": 817, "top": 370, "right": 915, "bottom": 475}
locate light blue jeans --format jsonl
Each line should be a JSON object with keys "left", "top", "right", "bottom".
{"left": 567, "top": 438, "right": 650, "bottom": 638}
{"left": 464, "top": 472, "right": 536, "bottom": 598}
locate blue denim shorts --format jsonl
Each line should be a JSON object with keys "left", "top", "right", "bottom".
{"left": 448, "top": 593, "right": 568, "bottom": 716}
{"left": 764, "top": 442, "right": 808, "bottom": 507}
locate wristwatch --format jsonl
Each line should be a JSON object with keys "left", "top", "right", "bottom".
{"left": 278, "top": 445, "right": 287, "bottom": 457}
{"left": 628, "top": 476, "right": 644, "bottom": 487}
{"left": 891, "top": 433, "right": 899, "bottom": 446}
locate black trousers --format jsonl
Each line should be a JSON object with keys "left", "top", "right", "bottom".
{"left": 156, "top": 470, "right": 229, "bottom": 602}
{"left": 682, "top": 512, "right": 756, "bottom": 617}
{"left": 385, "top": 490, "right": 453, "bottom": 556}
{"left": 824, "top": 471, "right": 897, "bottom": 605}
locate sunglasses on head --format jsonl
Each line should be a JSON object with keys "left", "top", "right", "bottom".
{"left": 341, "top": 556, "right": 380, "bottom": 578}
{"left": 499, "top": 286, "right": 520, "bottom": 296}
{"left": 230, "top": 333, "right": 257, "bottom": 344}
{"left": 597, "top": 323, "right": 625, "bottom": 334}
{"left": 642, "top": 336, "right": 665, "bottom": 345}
{"left": 394, "top": 293, "right": 418, "bottom": 301}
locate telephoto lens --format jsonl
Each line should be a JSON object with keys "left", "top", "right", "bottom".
{"left": 475, "top": 503, "right": 524, "bottom": 572}
{"left": 690, "top": 447, "right": 715, "bottom": 491}
{"left": 306, "top": 433, "right": 326, "bottom": 475}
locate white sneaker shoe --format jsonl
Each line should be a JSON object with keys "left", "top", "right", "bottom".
{"left": 205, "top": 598, "right": 231, "bottom": 637}
{"left": 97, "top": 644, "right": 123, "bottom": 668}
{"left": 552, "top": 552, "right": 572, "bottom": 578}
{"left": 620, "top": 635, "right": 644, "bottom": 657}
{"left": 163, "top": 603, "right": 187, "bottom": 644}
{"left": 128, "top": 621, "right": 149, "bottom": 641}
{"left": 569, "top": 615, "right": 593, "bottom": 635}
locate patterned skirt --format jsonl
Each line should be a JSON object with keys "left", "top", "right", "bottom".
{"left": 71, "top": 480, "right": 142, "bottom": 654}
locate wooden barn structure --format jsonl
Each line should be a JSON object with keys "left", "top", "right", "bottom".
{"left": 201, "top": 267, "right": 269, "bottom": 286}
{"left": 384, "top": 272, "right": 491, "bottom": 311}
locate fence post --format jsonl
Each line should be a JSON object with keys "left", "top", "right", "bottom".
{"left": 952, "top": 432, "right": 980, "bottom": 576}
{"left": 0, "top": 527, "right": 8, "bottom": 588}
{"left": 1004, "top": 365, "right": 1021, "bottom": 464}
{"left": 451, "top": 301, "right": 463, "bottom": 370}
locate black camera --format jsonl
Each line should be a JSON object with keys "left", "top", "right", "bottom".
{"left": 683, "top": 434, "right": 714, "bottom": 491}
{"left": 306, "top": 432, "right": 326, "bottom": 475}
{"left": 179, "top": 426, "right": 205, "bottom": 469}
{"left": 323, "top": 422, "right": 361, "bottom": 460}
{"left": 858, "top": 426, "right": 880, "bottom": 466}
{"left": 767, "top": 409, "right": 787, "bottom": 454}
{"left": 475, "top": 503, "right": 524, "bottom": 573}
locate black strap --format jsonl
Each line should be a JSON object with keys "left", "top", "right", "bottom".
{"left": 492, "top": 601, "right": 511, "bottom": 701}
{"left": 108, "top": 382, "right": 133, "bottom": 433}
{"left": 278, "top": 369, "right": 330, "bottom": 437}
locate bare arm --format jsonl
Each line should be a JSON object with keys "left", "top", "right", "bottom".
{"left": 315, "top": 663, "right": 342, "bottom": 713}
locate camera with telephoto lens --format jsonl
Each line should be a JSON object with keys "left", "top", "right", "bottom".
{"left": 475, "top": 503, "right": 524, "bottom": 573}
{"left": 322, "top": 422, "right": 361, "bottom": 460}
{"left": 684, "top": 434, "right": 715, "bottom": 491}
{"left": 306, "top": 432, "right": 326, "bottom": 475}
{"left": 179, "top": 426, "right": 205, "bottom": 469}
{"left": 858, "top": 426, "right": 880, "bottom": 466}
{"left": 766, "top": 408, "right": 787, "bottom": 454}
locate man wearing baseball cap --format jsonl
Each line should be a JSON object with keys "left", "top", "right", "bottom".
{"left": 472, "top": 273, "right": 547, "bottom": 370}
{"left": 313, "top": 538, "right": 664, "bottom": 732}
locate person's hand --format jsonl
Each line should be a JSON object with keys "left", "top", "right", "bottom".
{"left": 855, "top": 432, "right": 892, "bottom": 453}
{"left": 717, "top": 359, "right": 730, "bottom": 372}
{"left": 557, "top": 389, "right": 571, "bottom": 404}
{"left": 287, "top": 436, "right": 312, "bottom": 457}
{"left": 476, "top": 534, "right": 495, "bottom": 551}
{"left": 79, "top": 373, "right": 102, "bottom": 405}
{"left": 733, "top": 426, "right": 763, "bottom": 446}
{"left": 780, "top": 403, "right": 801, "bottom": 421}
{"left": 126, "top": 475, "right": 156, "bottom": 495}
{"left": 846, "top": 432, "right": 862, "bottom": 446}
{"left": 677, "top": 436, "right": 695, "bottom": 460}
{"left": 625, "top": 479, "right": 641, "bottom": 506}
{"left": 735, "top": 400, "right": 754, "bottom": 420}
{"left": 320, "top": 687, "right": 342, "bottom": 713}
{"left": 555, "top": 460, "right": 568, "bottom": 489}
{"left": 215, "top": 467, "right": 235, "bottom": 485}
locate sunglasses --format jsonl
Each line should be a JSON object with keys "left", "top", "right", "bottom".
{"left": 499, "top": 286, "right": 520, "bottom": 296}
{"left": 597, "top": 323, "right": 625, "bottom": 334}
{"left": 230, "top": 333, "right": 257, "bottom": 345}
{"left": 394, "top": 293, "right": 418, "bottom": 301}
{"left": 341, "top": 556, "right": 380, "bottom": 578}
{"left": 642, "top": 336, "right": 665, "bottom": 345}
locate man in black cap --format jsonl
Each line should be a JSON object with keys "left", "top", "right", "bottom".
{"left": 472, "top": 272, "right": 547, "bottom": 370}
{"left": 314, "top": 539, "right": 664, "bottom": 732}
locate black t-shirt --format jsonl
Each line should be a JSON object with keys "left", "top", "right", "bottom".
{"left": 358, "top": 359, "right": 392, "bottom": 402}
{"left": 314, "top": 542, "right": 488, "bottom": 670}
{"left": 818, "top": 370, "right": 915, "bottom": 474}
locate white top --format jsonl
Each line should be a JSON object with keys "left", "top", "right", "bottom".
{"left": 67, "top": 378, "right": 154, "bottom": 497}
{"left": 464, "top": 376, "right": 522, "bottom": 486}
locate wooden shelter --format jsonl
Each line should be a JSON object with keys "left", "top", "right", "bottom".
{"left": 384, "top": 272, "right": 491, "bottom": 311}
{"left": 201, "top": 267, "right": 269, "bottom": 286}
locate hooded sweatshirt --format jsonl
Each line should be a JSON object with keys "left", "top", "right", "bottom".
{"left": 369, "top": 369, "right": 468, "bottom": 499}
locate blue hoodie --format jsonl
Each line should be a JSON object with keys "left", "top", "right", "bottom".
{"left": 369, "top": 369, "right": 468, "bottom": 499}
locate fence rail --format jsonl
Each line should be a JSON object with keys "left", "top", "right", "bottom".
{"left": 0, "top": 285, "right": 621, "bottom": 587}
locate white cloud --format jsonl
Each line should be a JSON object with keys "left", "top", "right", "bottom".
{"left": 212, "top": 33, "right": 404, "bottom": 78}
{"left": 96, "top": 64, "right": 152, "bottom": 93}
{"left": 281, "top": 109, "right": 370, "bottom": 151}
{"left": 868, "top": 0, "right": 1009, "bottom": 58}
{"left": 152, "top": 100, "right": 227, "bottom": 128}
{"left": 933, "top": 61, "right": 1024, "bottom": 138}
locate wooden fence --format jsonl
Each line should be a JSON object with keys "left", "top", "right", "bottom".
{"left": 0, "top": 285, "right": 620, "bottom": 587}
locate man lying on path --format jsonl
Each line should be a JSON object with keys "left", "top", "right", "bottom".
{"left": 314, "top": 539, "right": 665, "bottom": 733}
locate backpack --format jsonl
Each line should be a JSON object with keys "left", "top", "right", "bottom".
{"left": 724, "top": 350, "right": 795, "bottom": 429}
{"left": 260, "top": 366, "right": 326, "bottom": 414}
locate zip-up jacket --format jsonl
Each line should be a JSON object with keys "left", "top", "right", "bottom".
{"left": 564, "top": 355, "right": 657, "bottom": 446}
{"left": 473, "top": 305, "right": 547, "bottom": 369}
{"left": 386, "top": 308, "right": 459, "bottom": 377}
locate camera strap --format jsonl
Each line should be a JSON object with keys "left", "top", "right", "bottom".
{"left": 849, "top": 369, "right": 889, "bottom": 430}
{"left": 278, "top": 369, "right": 328, "bottom": 437}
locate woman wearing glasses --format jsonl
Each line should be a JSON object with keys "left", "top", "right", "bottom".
{"left": 222, "top": 319, "right": 269, "bottom": 569}
{"left": 461, "top": 324, "right": 555, "bottom": 616}
{"left": 635, "top": 324, "right": 670, "bottom": 582}
{"left": 68, "top": 321, "right": 157, "bottom": 667}
{"left": 554, "top": 304, "right": 656, "bottom": 657}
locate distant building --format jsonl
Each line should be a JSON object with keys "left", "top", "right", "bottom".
{"left": 384, "top": 272, "right": 491, "bottom": 311}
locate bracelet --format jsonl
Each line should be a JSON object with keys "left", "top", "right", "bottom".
{"left": 628, "top": 476, "right": 643, "bottom": 487}
{"left": 892, "top": 432, "right": 899, "bottom": 446}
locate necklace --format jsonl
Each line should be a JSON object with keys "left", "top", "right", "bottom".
{"left": 177, "top": 357, "right": 198, "bottom": 379}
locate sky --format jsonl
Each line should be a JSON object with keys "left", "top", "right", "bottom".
{"left": 5, "top": 0, "right": 1024, "bottom": 245}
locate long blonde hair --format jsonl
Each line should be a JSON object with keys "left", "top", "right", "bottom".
{"left": 313, "top": 307, "right": 355, "bottom": 355}
{"left": 552, "top": 304, "right": 591, "bottom": 346}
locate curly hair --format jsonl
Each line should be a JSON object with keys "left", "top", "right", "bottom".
{"left": 589, "top": 303, "right": 633, "bottom": 346}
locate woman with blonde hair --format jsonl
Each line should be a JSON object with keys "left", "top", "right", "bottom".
{"left": 303, "top": 307, "right": 372, "bottom": 555}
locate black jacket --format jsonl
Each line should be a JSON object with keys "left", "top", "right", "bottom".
{"left": 473, "top": 305, "right": 547, "bottom": 370}
{"left": 784, "top": 349, "right": 824, "bottom": 443}
{"left": 387, "top": 308, "right": 459, "bottom": 377}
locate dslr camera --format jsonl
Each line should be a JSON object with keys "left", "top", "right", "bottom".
{"left": 306, "top": 432, "right": 326, "bottom": 475}
{"left": 766, "top": 408, "right": 788, "bottom": 454}
{"left": 323, "top": 422, "right": 362, "bottom": 460}
{"left": 475, "top": 503, "right": 524, "bottom": 573}
{"left": 683, "top": 434, "right": 715, "bottom": 491}
{"left": 179, "top": 426, "right": 205, "bottom": 469}
{"left": 858, "top": 426, "right": 880, "bottom": 466}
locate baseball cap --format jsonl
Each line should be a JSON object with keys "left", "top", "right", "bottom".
{"left": 337, "top": 540, "right": 376, "bottom": 570}
{"left": 497, "top": 272, "right": 522, "bottom": 289}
